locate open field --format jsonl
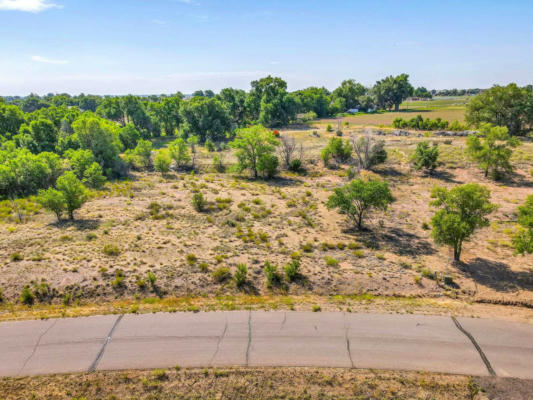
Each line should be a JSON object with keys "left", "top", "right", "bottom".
{"left": 2, "top": 367, "right": 532, "bottom": 400}
{"left": 0, "top": 126, "right": 532, "bottom": 323}
{"left": 315, "top": 96, "right": 469, "bottom": 128}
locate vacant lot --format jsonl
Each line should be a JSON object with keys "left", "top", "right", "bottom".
{"left": 3, "top": 367, "right": 529, "bottom": 400}
{"left": 0, "top": 124, "right": 531, "bottom": 322}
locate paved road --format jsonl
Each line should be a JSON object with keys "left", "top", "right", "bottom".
{"left": 1, "top": 311, "right": 532, "bottom": 378}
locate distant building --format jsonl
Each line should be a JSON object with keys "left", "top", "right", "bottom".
{"left": 347, "top": 108, "right": 359, "bottom": 114}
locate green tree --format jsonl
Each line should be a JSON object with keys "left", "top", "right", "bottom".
{"left": 131, "top": 139, "right": 153, "bottom": 169}
{"left": 430, "top": 184, "right": 495, "bottom": 262}
{"left": 55, "top": 171, "right": 88, "bottom": 220}
{"left": 229, "top": 125, "right": 279, "bottom": 179}
{"left": 247, "top": 76, "right": 297, "bottom": 127}
{"left": 293, "top": 87, "right": 332, "bottom": 118}
{"left": 96, "top": 97, "right": 124, "bottom": 124}
{"left": 466, "top": 124, "right": 520, "bottom": 179}
{"left": 82, "top": 162, "right": 106, "bottom": 189}
{"left": 37, "top": 188, "right": 66, "bottom": 221}
{"left": 0, "top": 103, "right": 25, "bottom": 138}
{"left": 168, "top": 138, "right": 190, "bottom": 169}
{"left": 180, "top": 96, "right": 231, "bottom": 143}
{"left": 332, "top": 80, "right": 367, "bottom": 110}
{"left": 152, "top": 95, "right": 181, "bottom": 135}
{"left": 513, "top": 195, "right": 533, "bottom": 255}
{"left": 412, "top": 141, "right": 439, "bottom": 173}
{"left": 0, "top": 149, "right": 62, "bottom": 198}
{"left": 118, "top": 124, "right": 141, "bottom": 150}
{"left": 466, "top": 83, "right": 533, "bottom": 136}
{"left": 24, "top": 118, "right": 58, "bottom": 153}
{"left": 373, "top": 74, "right": 414, "bottom": 111}
{"left": 72, "top": 114, "right": 121, "bottom": 176}
{"left": 121, "top": 95, "right": 152, "bottom": 135}
{"left": 65, "top": 149, "right": 95, "bottom": 179}
{"left": 327, "top": 178, "right": 394, "bottom": 230}
{"left": 218, "top": 88, "right": 248, "bottom": 126}
{"left": 187, "top": 135, "right": 199, "bottom": 169}
{"left": 414, "top": 87, "right": 432, "bottom": 99}
{"left": 154, "top": 150, "right": 171, "bottom": 176}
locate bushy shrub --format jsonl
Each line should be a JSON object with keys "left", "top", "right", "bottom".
{"left": 212, "top": 266, "right": 231, "bottom": 282}
{"left": 103, "top": 244, "right": 120, "bottom": 256}
{"left": 284, "top": 259, "right": 300, "bottom": 282}
{"left": 264, "top": 261, "right": 283, "bottom": 288}
{"left": 20, "top": 286, "right": 34, "bottom": 305}
{"left": 392, "top": 115, "right": 449, "bottom": 130}
{"left": 321, "top": 137, "right": 352, "bottom": 166}
{"left": 233, "top": 264, "right": 248, "bottom": 288}
{"left": 111, "top": 269, "right": 125, "bottom": 287}
{"left": 412, "top": 141, "right": 439, "bottom": 172}
{"left": 288, "top": 159, "right": 302, "bottom": 172}
{"left": 205, "top": 139, "right": 215, "bottom": 152}
{"left": 147, "top": 271, "right": 157, "bottom": 287}
{"left": 212, "top": 154, "right": 225, "bottom": 172}
{"left": 186, "top": 253, "right": 197, "bottom": 265}
{"left": 154, "top": 151, "right": 171, "bottom": 176}
{"left": 257, "top": 153, "right": 279, "bottom": 179}
{"left": 192, "top": 192, "right": 207, "bottom": 212}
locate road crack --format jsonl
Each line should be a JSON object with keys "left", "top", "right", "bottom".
{"left": 209, "top": 314, "right": 228, "bottom": 365}
{"left": 88, "top": 314, "right": 123, "bottom": 372}
{"left": 245, "top": 311, "right": 252, "bottom": 366}
{"left": 18, "top": 319, "right": 57, "bottom": 375}
{"left": 451, "top": 316, "right": 496, "bottom": 376}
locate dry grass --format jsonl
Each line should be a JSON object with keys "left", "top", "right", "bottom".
{"left": 0, "top": 130, "right": 532, "bottom": 321}
{"left": 2, "top": 293, "right": 533, "bottom": 325}
{"left": 0, "top": 367, "right": 495, "bottom": 400}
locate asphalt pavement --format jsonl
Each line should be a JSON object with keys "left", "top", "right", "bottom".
{"left": 1, "top": 311, "right": 531, "bottom": 378}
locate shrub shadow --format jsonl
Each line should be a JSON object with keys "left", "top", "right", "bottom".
{"left": 238, "top": 281, "right": 260, "bottom": 295}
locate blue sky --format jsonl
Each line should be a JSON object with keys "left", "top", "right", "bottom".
{"left": 1, "top": 0, "right": 532, "bottom": 95}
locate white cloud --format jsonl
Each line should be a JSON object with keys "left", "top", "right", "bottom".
{"left": 31, "top": 55, "right": 68, "bottom": 64}
{"left": 151, "top": 19, "right": 166, "bottom": 25}
{"left": 0, "top": 0, "right": 61, "bottom": 12}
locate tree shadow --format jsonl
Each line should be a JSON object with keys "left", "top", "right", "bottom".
{"left": 498, "top": 173, "right": 533, "bottom": 189}
{"left": 234, "top": 175, "right": 304, "bottom": 187}
{"left": 459, "top": 258, "right": 533, "bottom": 292}
{"left": 284, "top": 123, "right": 314, "bottom": 131}
{"left": 391, "top": 109, "right": 432, "bottom": 114}
{"left": 374, "top": 166, "right": 406, "bottom": 178}
{"left": 51, "top": 219, "right": 101, "bottom": 231}
{"left": 349, "top": 227, "right": 437, "bottom": 257}
{"left": 430, "top": 169, "right": 460, "bottom": 184}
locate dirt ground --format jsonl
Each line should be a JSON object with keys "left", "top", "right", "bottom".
{"left": 0, "top": 128, "right": 532, "bottom": 321}
{"left": 2, "top": 367, "right": 531, "bottom": 400}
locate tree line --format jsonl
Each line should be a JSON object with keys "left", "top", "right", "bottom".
{"left": 1, "top": 77, "right": 532, "bottom": 204}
